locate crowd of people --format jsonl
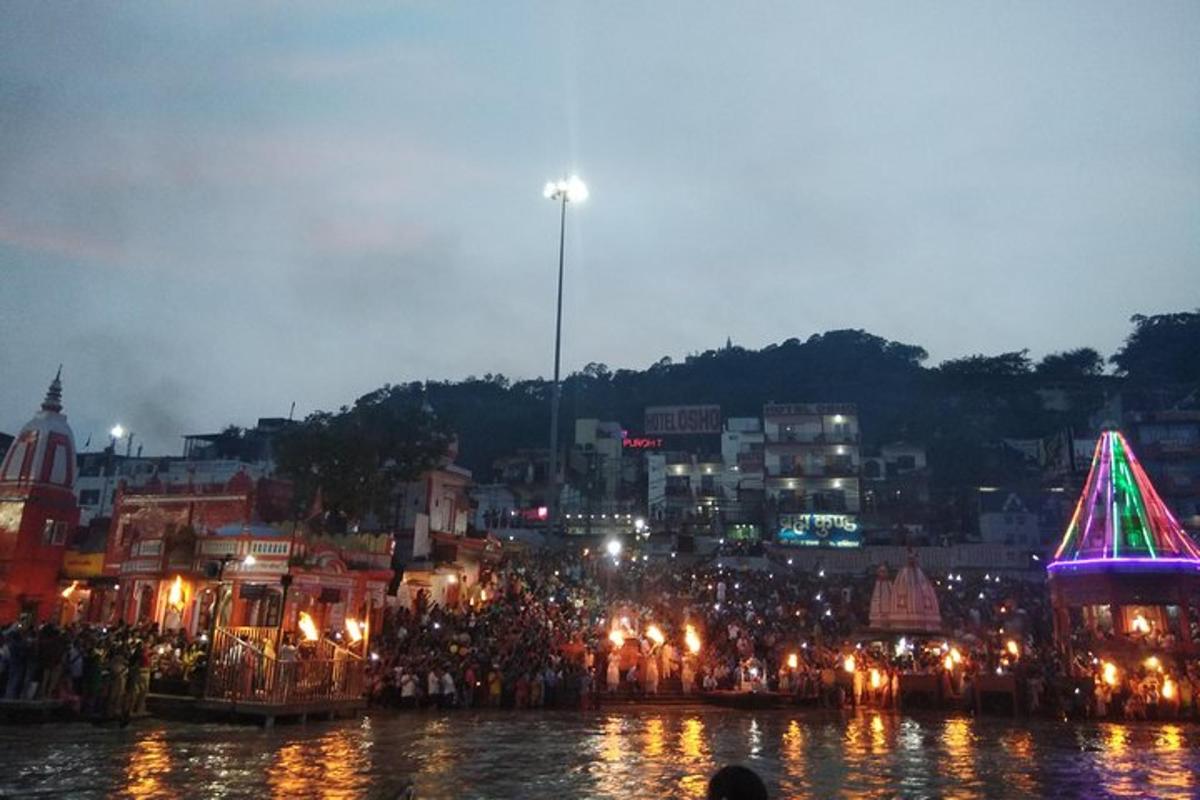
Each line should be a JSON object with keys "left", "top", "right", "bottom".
{"left": 5, "top": 544, "right": 1200, "bottom": 725}
{"left": 0, "top": 622, "right": 206, "bottom": 721}
{"left": 365, "top": 543, "right": 1200, "bottom": 722}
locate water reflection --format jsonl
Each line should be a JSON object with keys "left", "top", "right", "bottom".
{"left": 940, "top": 717, "right": 978, "bottom": 799}
{"left": 2, "top": 710, "right": 1199, "bottom": 799}
{"left": 126, "top": 730, "right": 174, "bottom": 800}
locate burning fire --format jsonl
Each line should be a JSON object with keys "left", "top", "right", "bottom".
{"left": 943, "top": 655, "right": 955, "bottom": 671}
{"left": 1163, "top": 677, "right": 1176, "bottom": 700}
{"left": 608, "top": 630, "right": 626, "bottom": 648}
{"left": 1144, "top": 655, "right": 1161, "bottom": 672}
{"left": 61, "top": 580, "right": 78, "bottom": 599}
{"left": 787, "top": 653, "right": 798, "bottom": 670}
{"left": 949, "top": 647, "right": 963, "bottom": 664}
{"left": 1005, "top": 640, "right": 1020, "bottom": 658}
{"left": 843, "top": 655, "right": 856, "bottom": 674}
{"left": 646, "top": 624, "right": 665, "bottom": 646}
{"left": 298, "top": 612, "right": 320, "bottom": 642}
{"left": 1101, "top": 661, "right": 1119, "bottom": 687}
{"left": 167, "top": 575, "right": 185, "bottom": 608}
{"left": 685, "top": 624, "right": 701, "bottom": 655}
{"left": 345, "top": 617, "right": 364, "bottom": 643}
{"left": 869, "top": 668, "right": 882, "bottom": 689}
{"left": 1131, "top": 614, "right": 1151, "bottom": 634}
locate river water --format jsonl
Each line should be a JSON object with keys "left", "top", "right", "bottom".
{"left": 1, "top": 707, "right": 1195, "bottom": 799}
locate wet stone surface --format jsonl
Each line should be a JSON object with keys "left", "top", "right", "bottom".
{"left": 2, "top": 707, "right": 1197, "bottom": 799}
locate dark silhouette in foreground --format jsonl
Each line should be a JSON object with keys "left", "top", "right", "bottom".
{"left": 708, "top": 765, "right": 769, "bottom": 800}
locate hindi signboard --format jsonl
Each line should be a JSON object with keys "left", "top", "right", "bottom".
{"left": 644, "top": 405, "right": 722, "bottom": 436}
{"left": 777, "top": 513, "right": 862, "bottom": 548}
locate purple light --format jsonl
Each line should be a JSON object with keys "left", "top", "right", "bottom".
{"left": 1048, "top": 557, "right": 1200, "bottom": 575}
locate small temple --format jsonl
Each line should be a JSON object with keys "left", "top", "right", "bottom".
{"left": 868, "top": 554, "right": 942, "bottom": 633}
{"left": 1049, "top": 430, "right": 1200, "bottom": 656}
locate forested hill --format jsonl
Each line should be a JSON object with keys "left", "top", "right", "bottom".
{"left": 394, "top": 312, "right": 1198, "bottom": 487}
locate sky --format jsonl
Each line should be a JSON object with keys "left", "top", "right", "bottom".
{"left": 1, "top": 2, "right": 1198, "bottom": 454}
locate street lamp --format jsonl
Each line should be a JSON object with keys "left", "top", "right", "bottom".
{"left": 543, "top": 175, "right": 587, "bottom": 537}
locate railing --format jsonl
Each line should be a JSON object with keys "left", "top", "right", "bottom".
{"left": 205, "top": 627, "right": 365, "bottom": 706}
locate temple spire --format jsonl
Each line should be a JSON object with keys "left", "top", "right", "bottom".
{"left": 42, "top": 366, "right": 63, "bottom": 413}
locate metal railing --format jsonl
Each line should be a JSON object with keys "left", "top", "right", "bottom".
{"left": 205, "top": 627, "right": 365, "bottom": 706}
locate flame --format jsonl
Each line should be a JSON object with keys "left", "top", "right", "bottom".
{"left": 608, "top": 630, "right": 625, "bottom": 648}
{"left": 950, "top": 647, "right": 963, "bottom": 664}
{"left": 345, "top": 617, "right": 364, "bottom": 643}
{"left": 1163, "top": 677, "right": 1176, "bottom": 700}
{"left": 298, "top": 612, "right": 319, "bottom": 642}
{"left": 869, "top": 668, "right": 882, "bottom": 689}
{"left": 1131, "top": 614, "right": 1151, "bottom": 634}
{"left": 61, "top": 580, "right": 78, "bottom": 599}
{"left": 167, "top": 575, "right": 185, "bottom": 608}
{"left": 1102, "top": 661, "right": 1119, "bottom": 687}
{"left": 1005, "top": 640, "right": 1020, "bottom": 658}
{"left": 1144, "top": 655, "right": 1161, "bottom": 672}
{"left": 943, "top": 655, "right": 955, "bottom": 671}
{"left": 479, "top": 590, "right": 487, "bottom": 602}
{"left": 685, "top": 624, "right": 701, "bottom": 655}
{"left": 646, "top": 624, "right": 665, "bottom": 645}
{"left": 787, "top": 653, "right": 798, "bottom": 670}
{"left": 843, "top": 655, "right": 856, "bottom": 673}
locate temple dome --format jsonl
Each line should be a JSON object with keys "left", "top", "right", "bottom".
{"left": 887, "top": 553, "right": 942, "bottom": 632}
{"left": 0, "top": 369, "right": 77, "bottom": 492}
{"left": 868, "top": 565, "right": 894, "bottom": 629}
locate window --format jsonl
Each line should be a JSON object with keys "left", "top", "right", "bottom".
{"left": 42, "top": 519, "right": 67, "bottom": 545}
{"left": 79, "top": 489, "right": 100, "bottom": 506}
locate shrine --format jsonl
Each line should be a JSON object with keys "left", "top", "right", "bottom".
{"left": 0, "top": 371, "right": 80, "bottom": 624}
{"left": 1048, "top": 430, "right": 1200, "bottom": 658}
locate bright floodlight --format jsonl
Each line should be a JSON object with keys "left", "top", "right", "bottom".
{"left": 243, "top": 554, "right": 257, "bottom": 567}
{"left": 543, "top": 175, "right": 588, "bottom": 203}
{"left": 110, "top": 424, "right": 125, "bottom": 439}
{"left": 606, "top": 539, "right": 622, "bottom": 557}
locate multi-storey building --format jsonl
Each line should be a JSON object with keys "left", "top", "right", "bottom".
{"left": 762, "top": 403, "right": 861, "bottom": 513}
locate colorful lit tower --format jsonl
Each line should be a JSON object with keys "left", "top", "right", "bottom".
{"left": 0, "top": 370, "right": 81, "bottom": 623}
{"left": 1048, "top": 430, "right": 1200, "bottom": 656}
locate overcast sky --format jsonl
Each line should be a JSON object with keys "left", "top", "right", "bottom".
{"left": 1, "top": 2, "right": 1197, "bottom": 453}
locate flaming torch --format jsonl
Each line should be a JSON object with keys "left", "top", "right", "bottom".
{"left": 61, "top": 580, "right": 78, "bottom": 599}
{"left": 787, "top": 653, "right": 799, "bottom": 670}
{"left": 843, "top": 655, "right": 856, "bottom": 674}
{"left": 345, "top": 617, "right": 364, "bottom": 643}
{"left": 167, "top": 575, "right": 185, "bottom": 609}
{"left": 646, "top": 624, "right": 665, "bottom": 646}
{"left": 1101, "top": 661, "right": 1119, "bottom": 687}
{"left": 298, "top": 611, "right": 320, "bottom": 642}
{"left": 685, "top": 624, "right": 701, "bottom": 655}
{"left": 608, "top": 629, "right": 626, "bottom": 648}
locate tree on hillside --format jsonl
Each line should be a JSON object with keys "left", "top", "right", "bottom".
{"left": 1111, "top": 311, "right": 1200, "bottom": 385}
{"left": 938, "top": 350, "right": 1032, "bottom": 380}
{"left": 275, "top": 385, "right": 453, "bottom": 525}
{"left": 1035, "top": 348, "right": 1104, "bottom": 380}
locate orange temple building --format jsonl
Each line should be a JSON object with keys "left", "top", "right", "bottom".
{"left": 96, "top": 473, "right": 392, "bottom": 640}
{"left": 0, "top": 371, "right": 80, "bottom": 624}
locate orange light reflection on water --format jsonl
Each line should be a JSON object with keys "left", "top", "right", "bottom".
{"left": 126, "top": 730, "right": 174, "bottom": 800}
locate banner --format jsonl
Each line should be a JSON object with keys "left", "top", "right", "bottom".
{"left": 777, "top": 513, "right": 862, "bottom": 548}
{"left": 644, "top": 405, "right": 722, "bottom": 435}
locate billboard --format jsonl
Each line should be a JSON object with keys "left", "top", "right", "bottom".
{"left": 644, "top": 405, "right": 722, "bottom": 436}
{"left": 776, "top": 513, "right": 862, "bottom": 548}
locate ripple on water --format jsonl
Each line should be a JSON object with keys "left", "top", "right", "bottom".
{"left": 0, "top": 709, "right": 1196, "bottom": 799}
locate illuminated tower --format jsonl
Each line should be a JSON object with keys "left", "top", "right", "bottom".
{"left": 1048, "top": 429, "right": 1200, "bottom": 656}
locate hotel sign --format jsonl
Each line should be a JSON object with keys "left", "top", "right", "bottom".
{"left": 645, "top": 405, "right": 722, "bottom": 436}
{"left": 777, "top": 513, "right": 862, "bottom": 548}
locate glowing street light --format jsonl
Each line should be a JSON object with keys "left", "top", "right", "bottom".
{"left": 243, "top": 554, "right": 257, "bottom": 567}
{"left": 542, "top": 175, "right": 588, "bottom": 537}
{"left": 606, "top": 539, "right": 622, "bottom": 558}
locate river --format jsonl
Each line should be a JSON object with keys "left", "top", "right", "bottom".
{"left": 1, "top": 707, "right": 1195, "bottom": 798}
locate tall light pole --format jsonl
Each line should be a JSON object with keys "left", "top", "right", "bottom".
{"left": 542, "top": 175, "right": 588, "bottom": 537}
